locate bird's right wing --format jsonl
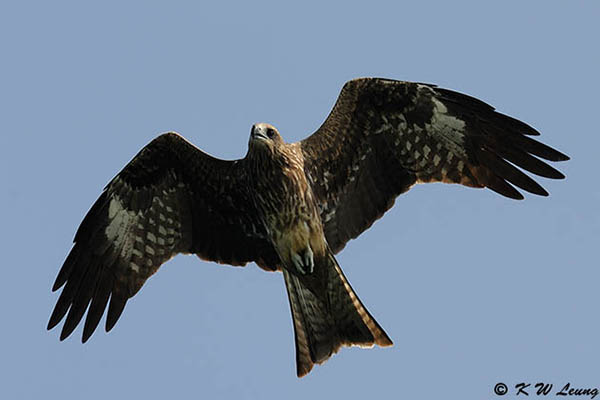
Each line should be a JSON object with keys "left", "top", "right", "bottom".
{"left": 48, "top": 132, "right": 279, "bottom": 343}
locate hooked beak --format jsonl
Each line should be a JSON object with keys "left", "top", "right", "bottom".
{"left": 250, "top": 124, "right": 269, "bottom": 141}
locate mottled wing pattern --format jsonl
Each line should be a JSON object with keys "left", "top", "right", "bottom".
{"left": 301, "top": 78, "right": 569, "bottom": 253}
{"left": 48, "top": 132, "right": 278, "bottom": 342}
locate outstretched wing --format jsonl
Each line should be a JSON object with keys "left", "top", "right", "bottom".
{"left": 48, "top": 132, "right": 279, "bottom": 342}
{"left": 300, "top": 78, "right": 569, "bottom": 253}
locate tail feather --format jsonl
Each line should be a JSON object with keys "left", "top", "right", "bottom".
{"left": 283, "top": 251, "right": 392, "bottom": 377}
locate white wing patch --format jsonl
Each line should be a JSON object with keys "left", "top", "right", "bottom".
{"left": 425, "top": 98, "right": 467, "bottom": 158}
{"left": 103, "top": 189, "right": 183, "bottom": 278}
{"left": 105, "top": 196, "right": 139, "bottom": 261}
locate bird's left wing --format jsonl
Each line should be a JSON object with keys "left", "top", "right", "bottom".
{"left": 300, "top": 78, "right": 569, "bottom": 253}
{"left": 48, "top": 132, "right": 279, "bottom": 342}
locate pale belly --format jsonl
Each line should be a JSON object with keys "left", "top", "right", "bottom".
{"left": 267, "top": 211, "right": 326, "bottom": 275}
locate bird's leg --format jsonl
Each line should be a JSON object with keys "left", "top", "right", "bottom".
{"left": 303, "top": 246, "right": 314, "bottom": 274}
{"left": 291, "top": 246, "right": 314, "bottom": 275}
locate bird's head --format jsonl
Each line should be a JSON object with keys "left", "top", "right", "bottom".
{"left": 249, "top": 123, "right": 284, "bottom": 152}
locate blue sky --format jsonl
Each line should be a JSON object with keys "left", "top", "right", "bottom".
{"left": 1, "top": 1, "right": 597, "bottom": 399}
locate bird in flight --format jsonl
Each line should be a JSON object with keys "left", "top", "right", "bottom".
{"left": 48, "top": 78, "right": 569, "bottom": 377}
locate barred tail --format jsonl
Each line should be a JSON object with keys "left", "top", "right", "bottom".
{"left": 282, "top": 250, "right": 392, "bottom": 377}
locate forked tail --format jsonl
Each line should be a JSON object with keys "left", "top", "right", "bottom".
{"left": 282, "top": 250, "right": 392, "bottom": 377}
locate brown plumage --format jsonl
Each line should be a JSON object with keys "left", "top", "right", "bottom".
{"left": 48, "top": 78, "right": 569, "bottom": 377}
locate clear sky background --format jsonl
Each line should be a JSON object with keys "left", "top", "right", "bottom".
{"left": 1, "top": 1, "right": 597, "bottom": 399}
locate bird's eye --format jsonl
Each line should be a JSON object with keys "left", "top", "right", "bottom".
{"left": 266, "top": 128, "right": 275, "bottom": 138}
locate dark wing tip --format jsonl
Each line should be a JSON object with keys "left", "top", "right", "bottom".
{"left": 81, "top": 332, "right": 92, "bottom": 343}
{"left": 554, "top": 151, "right": 570, "bottom": 162}
{"left": 105, "top": 292, "right": 128, "bottom": 333}
{"left": 82, "top": 273, "right": 114, "bottom": 342}
{"left": 59, "top": 326, "right": 72, "bottom": 341}
{"left": 455, "top": 98, "right": 570, "bottom": 198}
{"left": 534, "top": 142, "right": 570, "bottom": 162}
{"left": 485, "top": 174, "right": 525, "bottom": 200}
{"left": 47, "top": 313, "right": 61, "bottom": 331}
{"left": 476, "top": 148, "right": 552, "bottom": 198}
{"left": 51, "top": 281, "right": 64, "bottom": 293}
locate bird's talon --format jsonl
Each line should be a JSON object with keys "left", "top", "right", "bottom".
{"left": 291, "top": 247, "right": 314, "bottom": 275}
{"left": 304, "top": 247, "right": 314, "bottom": 274}
{"left": 291, "top": 252, "right": 306, "bottom": 275}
